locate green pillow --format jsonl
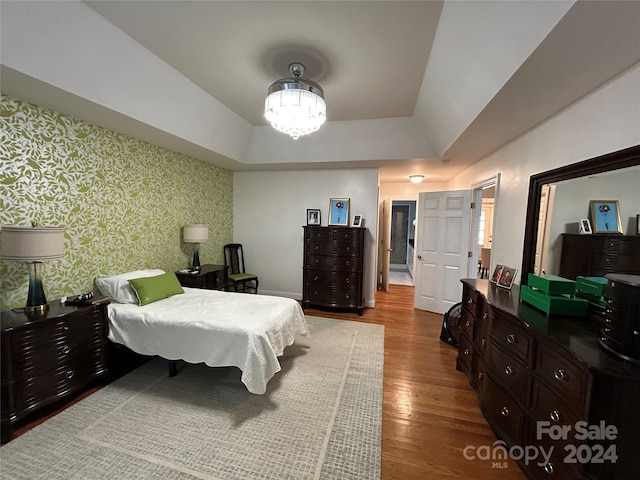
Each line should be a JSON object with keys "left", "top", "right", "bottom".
{"left": 128, "top": 272, "right": 184, "bottom": 306}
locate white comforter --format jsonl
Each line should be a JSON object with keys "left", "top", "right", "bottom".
{"left": 107, "top": 288, "right": 308, "bottom": 394}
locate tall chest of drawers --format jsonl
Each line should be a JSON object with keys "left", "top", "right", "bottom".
{"left": 302, "top": 226, "right": 365, "bottom": 315}
{"left": 1, "top": 298, "right": 110, "bottom": 442}
{"left": 458, "top": 279, "right": 640, "bottom": 480}
{"left": 559, "top": 234, "right": 640, "bottom": 279}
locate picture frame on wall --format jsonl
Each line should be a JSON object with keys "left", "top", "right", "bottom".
{"left": 352, "top": 214, "right": 363, "bottom": 227}
{"left": 497, "top": 267, "right": 517, "bottom": 290}
{"left": 490, "top": 265, "right": 503, "bottom": 284}
{"left": 328, "top": 198, "right": 350, "bottom": 226}
{"left": 589, "top": 200, "right": 623, "bottom": 234}
{"left": 306, "top": 208, "right": 321, "bottom": 226}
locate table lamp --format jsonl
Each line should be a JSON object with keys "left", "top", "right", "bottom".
{"left": 2, "top": 224, "right": 65, "bottom": 312}
{"left": 183, "top": 224, "right": 208, "bottom": 269}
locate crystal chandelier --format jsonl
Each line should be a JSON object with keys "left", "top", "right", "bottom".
{"left": 264, "top": 62, "right": 326, "bottom": 140}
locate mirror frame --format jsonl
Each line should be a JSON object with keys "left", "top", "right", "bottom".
{"left": 521, "top": 144, "right": 640, "bottom": 283}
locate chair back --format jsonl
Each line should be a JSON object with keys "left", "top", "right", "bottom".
{"left": 480, "top": 247, "right": 491, "bottom": 269}
{"left": 224, "top": 243, "right": 246, "bottom": 275}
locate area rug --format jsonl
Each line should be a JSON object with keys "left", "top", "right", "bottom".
{"left": 0, "top": 316, "right": 383, "bottom": 480}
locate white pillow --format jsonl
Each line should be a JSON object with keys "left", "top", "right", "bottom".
{"left": 95, "top": 269, "right": 165, "bottom": 304}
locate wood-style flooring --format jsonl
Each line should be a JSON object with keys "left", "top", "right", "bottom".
{"left": 5, "top": 285, "right": 526, "bottom": 479}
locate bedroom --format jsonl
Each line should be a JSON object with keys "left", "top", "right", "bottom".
{"left": 1, "top": 1, "right": 640, "bottom": 479}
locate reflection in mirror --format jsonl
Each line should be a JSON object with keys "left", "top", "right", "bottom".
{"left": 521, "top": 145, "right": 640, "bottom": 283}
{"left": 535, "top": 165, "right": 639, "bottom": 276}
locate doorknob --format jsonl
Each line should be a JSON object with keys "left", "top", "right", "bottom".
{"left": 417, "top": 255, "right": 422, "bottom": 260}
{"left": 385, "top": 248, "right": 393, "bottom": 252}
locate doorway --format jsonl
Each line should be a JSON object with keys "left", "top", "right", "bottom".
{"left": 472, "top": 175, "right": 499, "bottom": 279}
{"left": 389, "top": 201, "right": 416, "bottom": 286}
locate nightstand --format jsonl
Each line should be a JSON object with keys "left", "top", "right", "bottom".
{"left": 175, "top": 264, "right": 229, "bottom": 290}
{"left": 0, "top": 297, "right": 111, "bottom": 443}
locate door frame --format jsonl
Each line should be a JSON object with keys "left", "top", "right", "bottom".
{"left": 471, "top": 173, "right": 501, "bottom": 278}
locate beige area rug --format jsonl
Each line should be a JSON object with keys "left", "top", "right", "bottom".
{"left": 0, "top": 316, "right": 383, "bottom": 480}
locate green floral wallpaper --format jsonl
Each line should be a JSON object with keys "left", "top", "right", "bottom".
{"left": 0, "top": 95, "right": 233, "bottom": 310}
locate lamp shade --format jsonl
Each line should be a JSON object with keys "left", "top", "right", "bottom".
{"left": 2, "top": 225, "right": 65, "bottom": 260}
{"left": 183, "top": 224, "right": 209, "bottom": 243}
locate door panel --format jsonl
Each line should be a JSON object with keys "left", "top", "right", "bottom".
{"left": 414, "top": 190, "right": 472, "bottom": 314}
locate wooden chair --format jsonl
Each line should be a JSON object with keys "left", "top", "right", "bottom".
{"left": 223, "top": 243, "right": 259, "bottom": 293}
{"left": 480, "top": 247, "right": 491, "bottom": 279}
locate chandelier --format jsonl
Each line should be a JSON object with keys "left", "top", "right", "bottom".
{"left": 264, "top": 62, "right": 326, "bottom": 140}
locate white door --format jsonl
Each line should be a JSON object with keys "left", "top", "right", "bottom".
{"left": 414, "top": 190, "right": 472, "bottom": 314}
{"left": 379, "top": 199, "right": 392, "bottom": 292}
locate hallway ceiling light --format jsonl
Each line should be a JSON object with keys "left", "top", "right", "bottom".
{"left": 409, "top": 175, "right": 425, "bottom": 184}
{"left": 264, "top": 62, "right": 326, "bottom": 140}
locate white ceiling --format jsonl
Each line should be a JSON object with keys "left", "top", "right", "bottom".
{"left": 2, "top": 1, "right": 639, "bottom": 183}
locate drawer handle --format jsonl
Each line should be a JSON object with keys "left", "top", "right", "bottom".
{"left": 345, "top": 293, "right": 350, "bottom": 299}
{"left": 464, "top": 348, "right": 470, "bottom": 356}
{"left": 481, "top": 338, "right": 486, "bottom": 346}
{"left": 553, "top": 369, "right": 568, "bottom": 382}
{"left": 550, "top": 410, "right": 561, "bottom": 422}
{"left": 465, "top": 320, "right": 471, "bottom": 327}
{"left": 467, "top": 299, "right": 473, "bottom": 304}
{"left": 63, "top": 325, "right": 69, "bottom": 332}
{"left": 346, "top": 278, "right": 350, "bottom": 284}
{"left": 634, "top": 330, "right": 639, "bottom": 336}
{"left": 61, "top": 345, "right": 71, "bottom": 355}
{"left": 605, "top": 317, "right": 612, "bottom": 323}
{"left": 500, "top": 406, "right": 510, "bottom": 417}
{"left": 483, "top": 313, "right": 488, "bottom": 319}
{"left": 314, "top": 245, "right": 320, "bottom": 251}
{"left": 604, "top": 327, "right": 611, "bottom": 334}
{"left": 504, "top": 365, "right": 516, "bottom": 376}
{"left": 506, "top": 334, "right": 517, "bottom": 344}
{"left": 543, "top": 462, "right": 555, "bottom": 474}
{"left": 313, "top": 290, "right": 319, "bottom": 296}
{"left": 478, "top": 372, "right": 484, "bottom": 379}
{"left": 313, "top": 275, "right": 319, "bottom": 281}
{"left": 607, "top": 298, "right": 614, "bottom": 304}
{"left": 346, "top": 246, "right": 351, "bottom": 252}
{"left": 344, "top": 233, "right": 349, "bottom": 238}
{"left": 65, "top": 370, "right": 74, "bottom": 379}
{"left": 314, "top": 258, "right": 320, "bottom": 264}
{"left": 345, "top": 260, "right": 351, "bottom": 266}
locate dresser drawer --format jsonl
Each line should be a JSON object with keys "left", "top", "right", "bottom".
{"left": 304, "top": 285, "right": 360, "bottom": 307}
{"left": 9, "top": 350, "right": 107, "bottom": 416}
{"left": 305, "top": 254, "right": 361, "bottom": 271}
{"left": 307, "top": 241, "right": 362, "bottom": 256}
{"left": 534, "top": 342, "right": 589, "bottom": 410}
{"left": 530, "top": 378, "right": 581, "bottom": 433}
{"left": 482, "top": 376, "right": 524, "bottom": 445}
{"left": 485, "top": 341, "right": 529, "bottom": 402}
{"left": 490, "top": 310, "right": 530, "bottom": 361}
{"left": 591, "top": 254, "right": 640, "bottom": 274}
{"left": 305, "top": 270, "right": 359, "bottom": 288}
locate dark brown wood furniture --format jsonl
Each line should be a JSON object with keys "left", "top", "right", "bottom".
{"left": 302, "top": 226, "right": 365, "bottom": 315}
{"left": 0, "top": 297, "right": 111, "bottom": 443}
{"left": 559, "top": 234, "right": 640, "bottom": 280}
{"left": 599, "top": 274, "right": 640, "bottom": 364}
{"left": 458, "top": 279, "right": 640, "bottom": 480}
{"left": 175, "top": 264, "right": 229, "bottom": 291}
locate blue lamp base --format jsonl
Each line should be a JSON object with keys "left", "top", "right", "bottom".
{"left": 26, "top": 261, "right": 49, "bottom": 313}
{"left": 192, "top": 250, "right": 201, "bottom": 269}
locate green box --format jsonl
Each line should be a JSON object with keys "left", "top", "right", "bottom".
{"left": 575, "top": 276, "right": 608, "bottom": 297}
{"left": 527, "top": 274, "right": 576, "bottom": 295}
{"left": 520, "top": 286, "right": 588, "bottom": 317}
{"left": 575, "top": 291, "right": 607, "bottom": 308}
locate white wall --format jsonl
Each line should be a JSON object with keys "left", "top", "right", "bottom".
{"left": 233, "top": 168, "right": 379, "bottom": 307}
{"left": 447, "top": 64, "right": 640, "bottom": 285}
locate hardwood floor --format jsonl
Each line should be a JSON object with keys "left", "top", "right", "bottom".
{"left": 5, "top": 285, "right": 526, "bottom": 479}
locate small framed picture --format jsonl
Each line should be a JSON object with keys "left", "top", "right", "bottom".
{"left": 497, "top": 267, "right": 517, "bottom": 290}
{"left": 329, "top": 198, "right": 350, "bottom": 226}
{"left": 307, "top": 208, "right": 321, "bottom": 226}
{"left": 579, "top": 218, "right": 592, "bottom": 234}
{"left": 490, "top": 264, "right": 504, "bottom": 284}
{"left": 589, "top": 200, "right": 623, "bottom": 234}
{"left": 352, "top": 214, "right": 363, "bottom": 227}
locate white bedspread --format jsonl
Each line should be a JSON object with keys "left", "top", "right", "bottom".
{"left": 107, "top": 288, "right": 308, "bottom": 394}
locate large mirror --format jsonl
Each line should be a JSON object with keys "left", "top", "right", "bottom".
{"left": 521, "top": 145, "right": 640, "bottom": 283}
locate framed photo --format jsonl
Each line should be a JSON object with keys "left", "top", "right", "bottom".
{"left": 589, "top": 200, "right": 623, "bottom": 234}
{"left": 579, "top": 218, "right": 592, "bottom": 234}
{"left": 497, "top": 266, "right": 517, "bottom": 290}
{"left": 352, "top": 214, "right": 363, "bottom": 227}
{"left": 490, "top": 264, "right": 504, "bottom": 284}
{"left": 329, "top": 198, "right": 350, "bottom": 226}
{"left": 306, "top": 208, "right": 321, "bottom": 226}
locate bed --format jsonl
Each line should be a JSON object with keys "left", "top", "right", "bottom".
{"left": 96, "top": 269, "right": 308, "bottom": 394}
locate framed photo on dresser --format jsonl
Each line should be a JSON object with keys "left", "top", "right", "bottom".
{"left": 589, "top": 200, "right": 623, "bottom": 234}
{"left": 306, "top": 209, "right": 321, "bottom": 226}
{"left": 328, "top": 198, "right": 350, "bottom": 226}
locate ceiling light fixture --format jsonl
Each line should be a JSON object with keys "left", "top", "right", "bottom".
{"left": 264, "top": 62, "right": 326, "bottom": 140}
{"left": 409, "top": 175, "right": 425, "bottom": 184}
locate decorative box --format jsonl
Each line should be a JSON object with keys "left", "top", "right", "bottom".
{"left": 527, "top": 274, "right": 576, "bottom": 295}
{"left": 575, "top": 276, "right": 608, "bottom": 296}
{"left": 520, "top": 285, "right": 588, "bottom": 317}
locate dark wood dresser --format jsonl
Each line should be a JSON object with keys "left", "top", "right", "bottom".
{"left": 175, "top": 264, "right": 229, "bottom": 290}
{"left": 302, "top": 226, "right": 365, "bottom": 315}
{"left": 1, "top": 297, "right": 111, "bottom": 443}
{"left": 559, "top": 234, "right": 640, "bottom": 279}
{"left": 458, "top": 279, "right": 640, "bottom": 479}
